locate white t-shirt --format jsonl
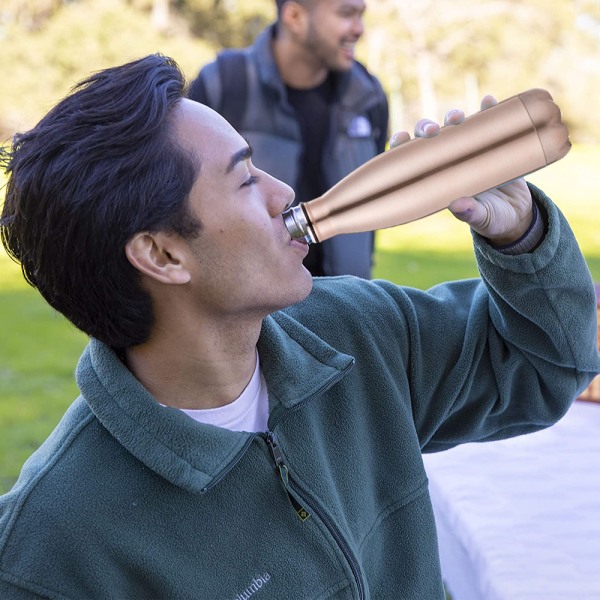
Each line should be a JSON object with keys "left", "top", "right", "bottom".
{"left": 178, "top": 352, "right": 269, "bottom": 433}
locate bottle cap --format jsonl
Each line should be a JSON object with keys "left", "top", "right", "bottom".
{"left": 519, "top": 89, "right": 571, "bottom": 164}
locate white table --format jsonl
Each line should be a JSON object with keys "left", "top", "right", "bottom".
{"left": 423, "top": 401, "right": 600, "bottom": 600}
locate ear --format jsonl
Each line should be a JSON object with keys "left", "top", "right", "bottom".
{"left": 125, "top": 232, "right": 191, "bottom": 285}
{"left": 281, "top": 0, "right": 309, "bottom": 35}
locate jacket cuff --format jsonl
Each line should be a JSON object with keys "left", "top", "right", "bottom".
{"left": 491, "top": 200, "right": 546, "bottom": 255}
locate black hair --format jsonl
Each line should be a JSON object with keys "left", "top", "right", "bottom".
{"left": 276, "top": 0, "right": 310, "bottom": 19}
{"left": 0, "top": 54, "right": 201, "bottom": 349}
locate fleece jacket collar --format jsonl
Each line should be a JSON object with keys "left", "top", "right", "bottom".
{"left": 75, "top": 312, "right": 354, "bottom": 495}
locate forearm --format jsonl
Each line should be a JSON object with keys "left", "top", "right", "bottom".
{"left": 471, "top": 186, "right": 599, "bottom": 422}
{"left": 407, "top": 185, "right": 599, "bottom": 450}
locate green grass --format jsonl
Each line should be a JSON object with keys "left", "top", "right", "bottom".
{"left": 0, "top": 267, "right": 87, "bottom": 492}
{"left": 1, "top": 145, "right": 599, "bottom": 494}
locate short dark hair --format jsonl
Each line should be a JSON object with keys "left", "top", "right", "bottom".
{"left": 275, "top": 0, "right": 286, "bottom": 16}
{"left": 276, "top": 0, "right": 310, "bottom": 19}
{"left": 0, "top": 54, "right": 201, "bottom": 349}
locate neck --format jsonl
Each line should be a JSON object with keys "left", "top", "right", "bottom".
{"left": 272, "top": 34, "right": 328, "bottom": 89}
{"left": 125, "top": 316, "right": 262, "bottom": 410}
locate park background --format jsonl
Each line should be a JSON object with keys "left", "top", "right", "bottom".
{"left": 0, "top": 0, "right": 599, "bottom": 493}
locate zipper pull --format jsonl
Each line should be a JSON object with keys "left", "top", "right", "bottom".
{"left": 266, "top": 431, "right": 285, "bottom": 472}
{"left": 266, "top": 432, "right": 310, "bottom": 522}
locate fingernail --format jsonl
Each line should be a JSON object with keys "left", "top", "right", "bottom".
{"left": 452, "top": 208, "right": 472, "bottom": 219}
{"left": 448, "top": 110, "right": 463, "bottom": 123}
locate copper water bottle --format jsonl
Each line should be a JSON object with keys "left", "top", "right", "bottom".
{"left": 283, "top": 89, "right": 571, "bottom": 243}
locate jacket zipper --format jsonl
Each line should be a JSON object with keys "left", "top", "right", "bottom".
{"left": 265, "top": 431, "right": 365, "bottom": 600}
{"left": 201, "top": 358, "right": 353, "bottom": 494}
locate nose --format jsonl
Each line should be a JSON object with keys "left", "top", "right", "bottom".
{"left": 262, "top": 170, "right": 295, "bottom": 216}
{"left": 351, "top": 14, "right": 364, "bottom": 38}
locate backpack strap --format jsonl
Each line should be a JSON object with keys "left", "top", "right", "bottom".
{"left": 216, "top": 49, "right": 248, "bottom": 128}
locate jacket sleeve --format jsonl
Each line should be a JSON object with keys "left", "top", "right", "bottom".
{"left": 371, "top": 185, "right": 600, "bottom": 451}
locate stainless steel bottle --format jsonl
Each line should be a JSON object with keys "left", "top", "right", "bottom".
{"left": 283, "top": 88, "right": 571, "bottom": 244}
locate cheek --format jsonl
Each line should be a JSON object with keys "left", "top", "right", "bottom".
{"left": 212, "top": 221, "right": 276, "bottom": 267}
{"left": 198, "top": 200, "right": 278, "bottom": 261}
{"left": 236, "top": 204, "right": 277, "bottom": 237}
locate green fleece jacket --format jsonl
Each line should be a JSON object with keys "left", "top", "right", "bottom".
{"left": 1, "top": 189, "right": 599, "bottom": 599}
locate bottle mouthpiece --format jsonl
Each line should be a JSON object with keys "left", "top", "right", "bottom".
{"left": 282, "top": 205, "right": 316, "bottom": 244}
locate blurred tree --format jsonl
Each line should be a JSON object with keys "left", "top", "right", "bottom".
{"left": 361, "top": 0, "right": 583, "bottom": 133}
{"left": 1, "top": 0, "right": 599, "bottom": 142}
{"left": 180, "top": 0, "right": 275, "bottom": 48}
{"left": 1, "top": 0, "right": 65, "bottom": 31}
{"left": 151, "top": 0, "right": 171, "bottom": 32}
{"left": 0, "top": 0, "right": 215, "bottom": 138}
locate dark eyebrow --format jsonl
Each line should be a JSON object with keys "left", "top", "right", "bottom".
{"left": 225, "top": 145, "right": 253, "bottom": 175}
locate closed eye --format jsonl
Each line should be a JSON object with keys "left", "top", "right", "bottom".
{"left": 241, "top": 175, "right": 260, "bottom": 188}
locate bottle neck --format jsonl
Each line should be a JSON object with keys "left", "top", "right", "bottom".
{"left": 282, "top": 205, "right": 317, "bottom": 244}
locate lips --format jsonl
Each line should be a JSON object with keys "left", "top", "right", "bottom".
{"left": 341, "top": 40, "right": 357, "bottom": 58}
{"left": 290, "top": 238, "right": 310, "bottom": 255}
{"left": 282, "top": 225, "right": 308, "bottom": 250}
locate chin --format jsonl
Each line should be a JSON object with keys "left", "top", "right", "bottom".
{"left": 330, "top": 61, "right": 353, "bottom": 73}
{"left": 282, "top": 271, "right": 314, "bottom": 309}
{"left": 295, "top": 269, "right": 314, "bottom": 297}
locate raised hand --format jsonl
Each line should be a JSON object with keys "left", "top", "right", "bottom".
{"left": 389, "top": 96, "right": 534, "bottom": 245}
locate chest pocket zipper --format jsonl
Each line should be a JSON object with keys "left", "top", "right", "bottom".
{"left": 266, "top": 431, "right": 310, "bottom": 521}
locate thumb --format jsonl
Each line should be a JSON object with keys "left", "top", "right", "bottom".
{"left": 448, "top": 197, "right": 488, "bottom": 228}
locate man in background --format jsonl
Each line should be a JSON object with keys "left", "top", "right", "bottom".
{"left": 188, "top": 0, "right": 388, "bottom": 278}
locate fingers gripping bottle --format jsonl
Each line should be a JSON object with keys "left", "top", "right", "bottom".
{"left": 283, "top": 89, "right": 571, "bottom": 244}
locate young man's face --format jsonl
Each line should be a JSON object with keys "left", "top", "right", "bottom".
{"left": 172, "top": 99, "right": 313, "bottom": 319}
{"left": 302, "top": 0, "right": 366, "bottom": 71}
